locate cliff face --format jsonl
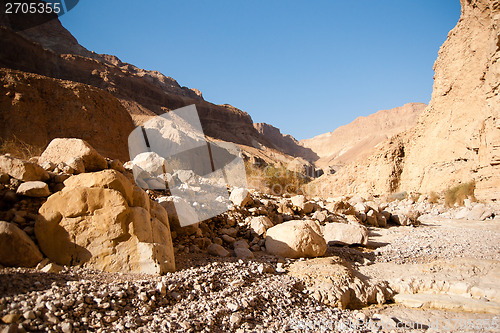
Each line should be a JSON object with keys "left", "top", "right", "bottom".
{"left": 0, "top": 68, "right": 135, "bottom": 161}
{"left": 253, "top": 123, "right": 319, "bottom": 162}
{"left": 310, "top": 0, "right": 500, "bottom": 202}
{"left": 300, "top": 103, "right": 426, "bottom": 169}
{"left": 0, "top": 14, "right": 271, "bottom": 159}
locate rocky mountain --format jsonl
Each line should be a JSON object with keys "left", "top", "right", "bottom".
{"left": 309, "top": 0, "right": 500, "bottom": 202}
{"left": 300, "top": 103, "right": 426, "bottom": 169}
{"left": 0, "top": 8, "right": 282, "bottom": 162}
{"left": 253, "top": 123, "right": 318, "bottom": 162}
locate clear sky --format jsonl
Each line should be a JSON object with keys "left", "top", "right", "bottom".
{"left": 60, "top": 0, "right": 461, "bottom": 141}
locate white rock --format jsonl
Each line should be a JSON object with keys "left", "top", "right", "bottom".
{"left": 39, "top": 138, "right": 107, "bottom": 173}
{"left": 250, "top": 216, "right": 274, "bottom": 236}
{"left": 322, "top": 222, "right": 368, "bottom": 246}
{"left": 16, "top": 181, "right": 50, "bottom": 197}
{"left": 230, "top": 187, "right": 252, "bottom": 207}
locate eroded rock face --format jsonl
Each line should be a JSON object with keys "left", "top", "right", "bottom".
{"left": 35, "top": 170, "right": 175, "bottom": 274}
{"left": 308, "top": 0, "right": 500, "bottom": 202}
{"left": 265, "top": 220, "right": 326, "bottom": 258}
{"left": 0, "top": 221, "right": 42, "bottom": 267}
{"left": 0, "top": 69, "right": 135, "bottom": 162}
{"left": 301, "top": 103, "right": 426, "bottom": 169}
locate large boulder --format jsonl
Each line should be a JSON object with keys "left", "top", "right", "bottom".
{"left": 322, "top": 222, "right": 368, "bottom": 246}
{"left": 35, "top": 171, "right": 175, "bottom": 274}
{"left": 0, "top": 155, "right": 49, "bottom": 181}
{"left": 38, "top": 138, "right": 108, "bottom": 173}
{"left": 265, "top": 220, "right": 326, "bottom": 258}
{"left": 0, "top": 221, "right": 43, "bottom": 267}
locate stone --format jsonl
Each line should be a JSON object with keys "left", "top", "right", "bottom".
{"left": 157, "top": 196, "right": 200, "bottom": 234}
{"left": 0, "top": 155, "right": 49, "bottom": 181}
{"left": 354, "top": 202, "right": 369, "bottom": 214}
{"left": 222, "top": 234, "right": 235, "bottom": 243}
{"left": 311, "top": 210, "right": 327, "bottom": 222}
{"left": 229, "top": 313, "right": 243, "bottom": 325}
{"left": 1, "top": 313, "right": 20, "bottom": 324}
{"left": 257, "top": 263, "right": 274, "bottom": 274}
{"left": 234, "top": 247, "right": 254, "bottom": 259}
{"left": 376, "top": 213, "right": 387, "bottom": 228}
{"left": 290, "top": 195, "right": 305, "bottom": 210}
{"left": 365, "top": 210, "right": 378, "bottom": 226}
{"left": 0, "top": 221, "right": 42, "bottom": 267}
{"left": 230, "top": 187, "right": 252, "bottom": 207}
{"left": 66, "top": 157, "right": 85, "bottom": 174}
{"left": 35, "top": 172, "right": 175, "bottom": 274}
{"left": 0, "top": 173, "right": 9, "bottom": 184}
{"left": 265, "top": 220, "right": 327, "bottom": 258}
{"left": 207, "top": 243, "right": 229, "bottom": 257}
{"left": 390, "top": 212, "right": 409, "bottom": 226}
{"left": 466, "top": 203, "right": 493, "bottom": 221}
{"left": 233, "top": 239, "right": 250, "bottom": 249}
{"left": 38, "top": 138, "right": 108, "bottom": 173}
{"left": 41, "top": 262, "right": 63, "bottom": 273}
{"left": 249, "top": 216, "right": 274, "bottom": 236}
{"left": 322, "top": 222, "right": 368, "bottom": 246}
{"left": 16, "top": 181, "right": 50, "bottom": 197}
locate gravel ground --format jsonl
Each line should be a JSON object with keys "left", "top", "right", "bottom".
{"left": 0, "top": 254, "right": 393, "bottom": 333}
{"left": 371, "top": 216, "right": 500, "bottom": 264}
{"left": 1, "top": 217, "right": 499, "bottom": 332}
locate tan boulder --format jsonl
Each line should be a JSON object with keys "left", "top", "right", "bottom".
{"left": 0, "top": 221, "right": 43, "bottom": 267}
{"left": 35, "top": 172, "right": 175, "bottom": 274}
{"left": 265, "top": 220, "right": 326, "bottom": 258}
{"left": 0, "top": 155, "right": 49, "bottom": 181}
{"left": 39, "top": 138, "right": 108, "bottom": 173}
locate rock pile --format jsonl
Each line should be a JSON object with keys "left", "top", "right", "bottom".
{"left": 1, "top": 138, "right": 175, "bottom": 274}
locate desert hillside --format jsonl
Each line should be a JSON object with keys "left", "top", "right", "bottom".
{"left": 0, "top": 11, "right": 287, "bottom": 163}
{"left": 253, "top": 123, "right": 318, "bottom": 162}
{"left": 309, "top": 0, "right": 500, "bottom": 202}
{"left": 300, "top": 103, "right": 426, "bottom": 169}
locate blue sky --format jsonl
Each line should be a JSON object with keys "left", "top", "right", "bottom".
{"left": 60, "top": 0, "right": 461, "bottom": 141}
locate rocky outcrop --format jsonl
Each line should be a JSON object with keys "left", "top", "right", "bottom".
{"left": 309, "top": 0, "right": 500, "bottom": 201}
{"left": 254, "top": 123, "right": 318, "bottom": 162}
{"left": 300, "top": 103, "right": 426, "bottom": 169}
